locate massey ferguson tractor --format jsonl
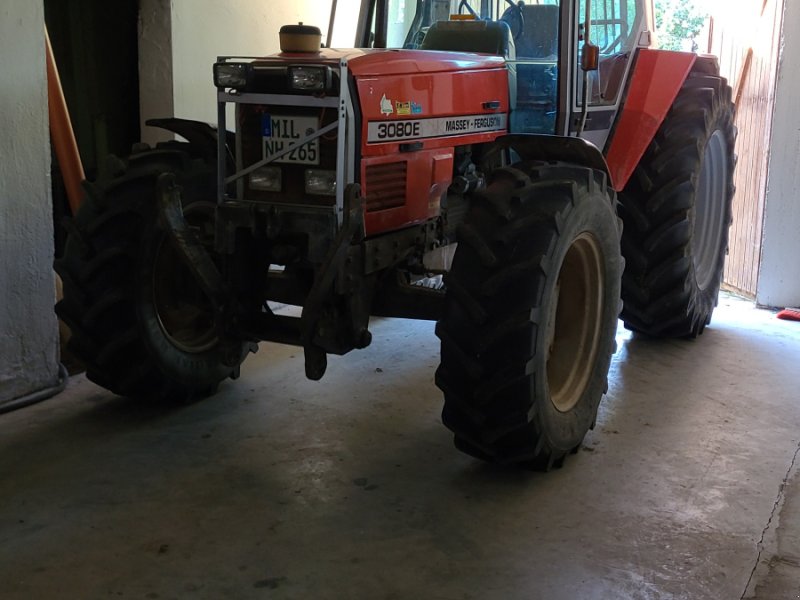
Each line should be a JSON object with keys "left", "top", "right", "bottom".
{"left": 56, "top": 0, "right": 735, "bottom": 469}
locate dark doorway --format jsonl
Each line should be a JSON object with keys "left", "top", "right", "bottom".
{"left": 45, "top": 0, "right": 141, "bottom": 178}
{"left": 45, "top": 0, "right": 140, "bottom": 254}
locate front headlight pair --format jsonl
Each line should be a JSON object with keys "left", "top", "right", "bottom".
{"left": 249, "top": 167, "right": 336, "bottom": 196}
{"left": 213, "top": 63, "right": 331, "bottom": 93}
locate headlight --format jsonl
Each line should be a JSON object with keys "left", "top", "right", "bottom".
{"left": 288, "top": 66, "right": 328, "bottom": 92}
{"left": 213, "top": 62, "right": 252, "bottom": 90}
{"left": 249, "top": 166, "right": 282, "bottom": 192}
{"left": 305, "top": 169, "right": 336, "bottom": 196}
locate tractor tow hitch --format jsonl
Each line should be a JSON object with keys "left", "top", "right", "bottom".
{"left": 301, "top": 183, "right": 368, "bottom": 381}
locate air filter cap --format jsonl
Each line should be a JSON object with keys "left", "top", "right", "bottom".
{"left": 279, "top": 22, "right": 322, "bottom": 53}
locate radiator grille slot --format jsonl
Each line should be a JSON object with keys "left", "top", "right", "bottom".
{"left": 365, "top": 162, "right": 406, "bottom": 212}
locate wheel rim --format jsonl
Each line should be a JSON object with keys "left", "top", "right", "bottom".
{"left": 546, "top": 233, "right": 604, "bottom": 413}
{"left": 693, "top": 129, "right": 729, "bottom": 291}
{"left": 153, "top": 203, "right": 219, "bottom": 354}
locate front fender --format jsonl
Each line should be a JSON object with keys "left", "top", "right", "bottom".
{"left": 485, "top": 133, "right": 612, "bottom": 183}
{"left": 146, "top": 117, "right": 236, "bottom": 171}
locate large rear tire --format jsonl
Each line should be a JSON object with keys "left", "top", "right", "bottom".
{"left": 435, "top": 162, "right": 622, "bottom": 468}
{"left": 55, "top": 146, "right": 251, "bottom": 401}
{"left": 619, "top": 68, "right": 735, "bottom": 337}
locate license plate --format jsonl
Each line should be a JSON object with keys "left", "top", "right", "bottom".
{"left": 262, "top": 115, "right": 319, "bottom": 165}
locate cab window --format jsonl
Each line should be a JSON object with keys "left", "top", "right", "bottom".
{"left": 577, "top": 0, "right": 641, "bottom": 106}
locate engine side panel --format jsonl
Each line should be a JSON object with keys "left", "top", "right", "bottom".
{"left": 361, "top": 149, "right": 454, "bottom": 235}
{"left": 352, "top": 57, "right": 509, "bottom": 236}
{"left": 604, "top": 48, "right": 696, "bottom": 191}
{"left": 355, "top": 67, "right": 510, "bottom": 157}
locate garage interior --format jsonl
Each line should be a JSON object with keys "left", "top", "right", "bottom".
{"left": 2, "top": 0, "right": 800, "bottom": 598}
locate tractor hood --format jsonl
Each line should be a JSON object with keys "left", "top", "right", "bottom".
{"left": 266, "top": 47, "right": 506, "bottom": 75}
{"left": 347, "top": 49, "right": 507, "bottom": 76}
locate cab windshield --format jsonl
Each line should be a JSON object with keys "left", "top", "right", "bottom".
{"left": 328, "top": 0, "right": 563, "bottom": 135}
{"left": 386, "top": 0, "right": 560, "bottom": 50}
{"left": 327, "top": 0, "right": 561, "bottom": 50}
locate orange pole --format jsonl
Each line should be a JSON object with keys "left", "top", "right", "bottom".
{"left": 45, "top": 27, "right": 85, "bottom": 215}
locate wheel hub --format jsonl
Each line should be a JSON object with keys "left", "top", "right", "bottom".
{"left": 153, "top": 203, "right": 219, "bottom": 354}
{"left": 547, "top": 232, "right": 605, "bottom": 413}
{"left": 693, "top": 129, "right": 729, "bottom": 291}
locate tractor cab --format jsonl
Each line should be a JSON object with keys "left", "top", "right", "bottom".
{"left": 333, "top": 0, "right": 653, "bottom": 147}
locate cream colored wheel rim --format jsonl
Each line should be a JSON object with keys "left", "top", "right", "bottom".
{"left": 546, "top": 232, "right": 605, "bottom": 413}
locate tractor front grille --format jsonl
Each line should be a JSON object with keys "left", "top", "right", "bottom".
{"left": 364, "top": 162, "right": 407, "bottom": 212}
{"left": 238, "top": 104, "right": 337, "bottom": 206}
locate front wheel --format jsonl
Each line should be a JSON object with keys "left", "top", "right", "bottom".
{"left": 55, "top": 147, "right": 252, "bottom": 401}
{"left": 435, "top": 162, "right": 623, "bottom": 469}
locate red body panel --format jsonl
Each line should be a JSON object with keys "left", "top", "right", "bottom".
{"left": 361, "top": 149, "right": 454, "bottom": 234}
{"left": 349, "top": 51, "right": 509, "bottom": 235}
{"left": 605, "top": 49, "right": 696, "bottom": 191}
{"left": 355, "top": 68, "right": 510, "bottom": 158}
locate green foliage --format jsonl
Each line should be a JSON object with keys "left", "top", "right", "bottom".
{"left": 655, "top": 0, "right": 708, "bottom": 51}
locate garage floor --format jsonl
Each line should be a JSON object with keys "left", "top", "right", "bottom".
{"left": 2, "top": 294, "right": 799, "bottom": 599}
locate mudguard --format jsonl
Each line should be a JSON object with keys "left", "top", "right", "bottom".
{"left": 604, "top": 49, "right": 697, "bottom": 191}
{"left": 146, "top": 117, "right": 236, "bottom": 170}
{"left": 487, "top": 133, "right": 611, "bottom": 181}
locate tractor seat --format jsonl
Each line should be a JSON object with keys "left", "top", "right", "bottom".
{"left": 421, "top": 20, "right": 516, "bottom": 60}
{"left": 512, "top": 4, "right": 559, "bottom": 59}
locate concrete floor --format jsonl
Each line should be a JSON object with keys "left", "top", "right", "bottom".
{"left": 2, "top": 294, "right": 800, "bottom": 599}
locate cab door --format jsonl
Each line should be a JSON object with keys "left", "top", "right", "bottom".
{"left": 570, "top": 0, "right": 647, "bottom": 149}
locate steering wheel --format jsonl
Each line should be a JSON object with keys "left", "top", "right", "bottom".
{"left": 458, "top": 0, "right": 480, "bottom": 19}
{"left": 500, "top": 0, "right": 525, "bottom": 42}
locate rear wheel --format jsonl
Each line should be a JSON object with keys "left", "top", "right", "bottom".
{"left": 619, "top": 68, "right": 736, "bottom": 337}
{"left": 435, "top": 162, "right": 622, "bottom": 468}
{"left": 55, "top": 146, "right": 251, "bottom": 401}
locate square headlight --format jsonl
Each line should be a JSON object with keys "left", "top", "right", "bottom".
{"left": 305, "top": 169, "right": 336, "bottom": 196}
{"left": 213, "top": 62, "right": 253, "bottom": 90}
{"left": 288, "top": 66, "right": 328, "bottom": 92}
{"left": 250, "top": 166, "right": 282, "bottom": 192}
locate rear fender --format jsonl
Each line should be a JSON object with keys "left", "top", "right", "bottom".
{"left": 604, "top": 49, "right": 696, "bottom": 191}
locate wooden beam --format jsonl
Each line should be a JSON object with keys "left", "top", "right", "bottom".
{"left": 734, "top": 48, "right": 754, "bottom": 107}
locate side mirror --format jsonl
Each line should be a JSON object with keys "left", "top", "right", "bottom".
{"left": 581, "top": 42, "right": 600, "bottom": 71}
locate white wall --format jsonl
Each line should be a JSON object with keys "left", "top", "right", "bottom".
{"left": 139, "top": 0, "right": 175, "bottom": 146}
{"left": 170, "top": 0, "right": 319, "bottom": 124}
{"left": 757, "top": 1, "right": 800, "bottom": 307}
{"left": 139, "top": 0, "right": 364, "bottom": 136}
{"left": 0, "top": 1, "right": 60, "bottom": 402}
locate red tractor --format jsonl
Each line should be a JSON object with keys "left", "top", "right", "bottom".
{"left": 56, "top": 0, "right": 735, "bottom": 469}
